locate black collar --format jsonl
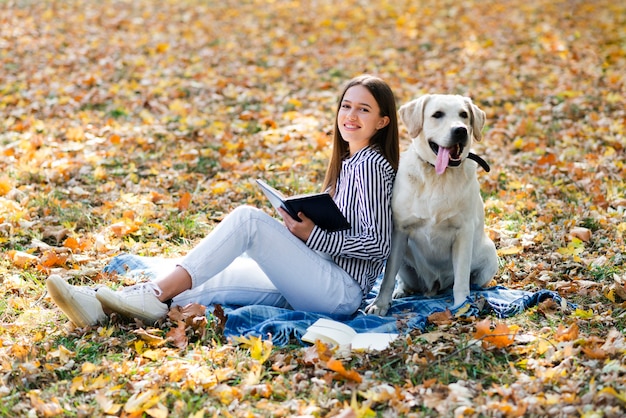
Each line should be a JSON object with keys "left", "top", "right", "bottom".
{"left": 467, "top": 152, "right": 491, "bottom": 172}
{"left": 420, "top": 152, "right": 491, "bottom": 172}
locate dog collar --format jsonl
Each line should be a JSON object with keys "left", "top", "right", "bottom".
{"left": 420, "top": 152, "right": 491, "bottom": 172}
{"left": 467, "top": 153, "right": 491, "bottom": 172}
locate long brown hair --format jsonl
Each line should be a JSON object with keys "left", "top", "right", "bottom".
{"left": 322, "top": 75, "right": 400, "bottom": 196}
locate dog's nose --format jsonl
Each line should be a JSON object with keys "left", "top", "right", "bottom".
{"left": 452, "top": 126, "right": 468, "bottom": 143}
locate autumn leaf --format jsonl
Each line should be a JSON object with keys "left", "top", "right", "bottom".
{"left": 8, "top": 250, "right": 38, "bottom": 268}
{"left": 473, "top": 318, "right": 516, "bottom": 349}
{"left": 166, "top": 320, "right": 189, "bottom": 350}
{"left": 177, "top": 191, "right": 192, "bottom": 212}
{"left": 28, "top": 391, "right": 64, "bottom": 417}
{"left": 123, "top": 389, "right": 162, "bottom": 415}
{"left": 133, "top": 329, "right": 167, "bottom": 347}
{"left": 233, "top": 335, "right": 273, "bottom": 364}
{"left": 1, "top": 0, "right": 625, "bottom": 416}
{"left": 599, "top": 387, "right": 626, "bottom": 405}
{"left": 0, "top": 177, "right": 12, "bottom": 196}
{"left": 428, "top": 308, "right": 454, "bottom": 326}
{"left": 581, "top": 346, "right": 608, "bottom": 360}
{"left": 95, "top": 391, "right": 123, "bottom": 415}
{"left": 38, "top": 250, "right": 68, "bottom": 268}
{"left": 326, "top": 358, "right": 362, "bottom": 383}
{"left": 555, "top": 322, "right": 579, "bottom": 342}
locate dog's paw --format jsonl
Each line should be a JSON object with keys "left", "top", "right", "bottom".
{"left": 364, "top": 300, "right": 390, "bottom": 316}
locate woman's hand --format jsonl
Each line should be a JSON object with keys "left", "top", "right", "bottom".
{"left": 278, "top": 208, "right": 314, "bottom": 242}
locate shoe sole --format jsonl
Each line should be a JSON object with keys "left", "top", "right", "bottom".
{"left": 96, "top": 288, "right": 166, "bottom": 325}
{"left": 46, "top": 275, "right": 102, "bottom": 327}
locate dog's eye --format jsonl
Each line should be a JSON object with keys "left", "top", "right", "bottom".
{"left": 432, "top": 111, "right": 444, "bottom": 119}
{"left": 460, "top": 111, "right": 469, "bottom": 119}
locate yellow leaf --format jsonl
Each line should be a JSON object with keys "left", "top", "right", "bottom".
{"left": 95, "top": 391, "right": 122, "bottom": 415}
{"left": 0, "top": 178, "right": 12, "bottom": 196}
{"left": 573, "top": 308, "right": 594, "bottom": 319}
{"left": 70, "top": 375, "right": 85, "bottom": 395}
{"left": 212, "top": 384, "right": 241, "bottom": 405}
{"left": 81, "top": 362, "right": 98, "bottom": 374}
{"left": 498, "top": 246, "right": 523, "bottom": 256}
{"left": 350, "top": 390, "right": 377, "bottom": 417}
{"left": 46, "top": 345, "right": 75, "bottom": 363}
{"left": 605, "top": 288, "right": 616, "bottom": 303}
{"left": 142, "top": 349, "right": 165, "bottom": 361}
{"left": 287, "top": 98, "right": 302, "bottom": 108}
{"left": 168, "top": 99, "right": 187, "bottom": 116}
{"left": 211, "top": 181, "right": 231, "bottom": 195}
{"left": 156, "top": 42, "right": 169, "bottom": 53}
{"left": 599, "top": 387, "right": 626, "bottom": 404}
{"left": 133, "top": 329, "right": 167, "bottom": 347}
{"left": 557, "top": 238, "right": 584, "bottom": 256}
{"left": 234, "top": 335, "right": 273, "bottom": 363}
{"left": 124, "top": 389, "right": 161, "bottom": 414}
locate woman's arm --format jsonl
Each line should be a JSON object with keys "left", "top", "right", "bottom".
{"left": 306, "top": 157, "right": 394, "bottom": 261}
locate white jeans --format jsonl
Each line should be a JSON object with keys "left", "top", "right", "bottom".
{"left": 171, "top": 206, "right": 363, "bottom": 315}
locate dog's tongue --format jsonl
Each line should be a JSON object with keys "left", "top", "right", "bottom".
{"left": 435, "top": 147, "right": 451, "bottom": 175}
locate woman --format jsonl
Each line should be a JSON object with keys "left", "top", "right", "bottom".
{"left": 47, "top": 74, "right": 400, "bottom": 327}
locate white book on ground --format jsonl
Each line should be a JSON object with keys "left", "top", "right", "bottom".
{"left": 302, "top": 318, "right": 398, "bottom": 351}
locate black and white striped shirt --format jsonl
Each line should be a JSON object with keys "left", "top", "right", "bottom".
{"left": 306, "top": 146, "right": 395, "bottom": 298}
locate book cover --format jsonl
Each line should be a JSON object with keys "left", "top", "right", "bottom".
{"left": 301, "top": 318, "right": 398, "bottom": 351}
{"left": 256, "top": 179, "right": 350, "bottom": 232}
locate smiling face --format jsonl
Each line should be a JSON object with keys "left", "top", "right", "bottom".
{"left": 399, "top": 94, "right": 485, "bottom": 175}
{"left": 337, "top": 85, "right": 390, "bottom": 155}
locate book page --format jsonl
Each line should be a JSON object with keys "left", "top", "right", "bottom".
{"left": 309, "top": 318, "right": 357, "bottom": 336}
{"left": 302, "top": 327, "right": 354, "bottom": 347}
{"left": 256, "top": 179, "right": 286, "bottom": 213}
{"left": 351, "top": 333, "right": 398, "bottom": 351}
{"left": 302, "top": 318, "right": 398, "bottom": 351}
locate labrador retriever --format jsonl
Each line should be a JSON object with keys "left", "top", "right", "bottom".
{"left": 365, "top": 94, "right": 498, "bottom": 316}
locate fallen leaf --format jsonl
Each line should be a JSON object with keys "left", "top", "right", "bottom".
{"left": 555, "top": 322, "right": 579, "bottom": 342}
{"left": 474, "top": 318, "right": 516, "bottom": 349}
{"left": 177, "top": 192, "right": 192, "bottom": 211}
{"left": 166, "top": 321, "right": 188, "bottom": 350}
{"left": 428, "top": 309, "right": 454, "bottom": 326}
{"left": 326, "top": 358, "right": 362, "bottom": 383}
{"left": 569, "top": 226, "right": 592, "bottom": 242}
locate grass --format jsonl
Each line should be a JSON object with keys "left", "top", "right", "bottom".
{"left": 1, "top": 0, "right": 625, "bottom": 415}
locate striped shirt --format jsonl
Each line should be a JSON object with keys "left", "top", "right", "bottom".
{"left": 306, "top": 146, "right": 395, "bottom": 298}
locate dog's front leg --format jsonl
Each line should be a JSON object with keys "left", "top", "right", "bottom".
{"left": 365, "top": 228, "right": 409, "bottom": 316}
{"left": 452, "top": 230, "right": 473, "bottom": 308}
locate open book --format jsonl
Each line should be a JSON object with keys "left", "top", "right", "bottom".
{"left": 301, "top": 318, "right": 398, "bottom": 351}
{"left": 256, "top": 179, "right": 350, "bottom": 232}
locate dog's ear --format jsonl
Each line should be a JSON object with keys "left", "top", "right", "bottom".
{"left": 465, "top": 97, "right": 486, "bottom": 142}
{"left": 399, "top": 95, "right": 431, "bottom": 138}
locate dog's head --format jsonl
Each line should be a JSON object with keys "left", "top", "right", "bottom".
{"left": 399, "top": 94, "right": 485, "bottom": 175}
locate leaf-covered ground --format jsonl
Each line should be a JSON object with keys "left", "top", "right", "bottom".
{"left": 1, "top": 0, "right": 625, "bottom": 416}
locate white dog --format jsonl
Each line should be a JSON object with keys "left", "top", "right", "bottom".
{"left": 365, "top": 94, "right": 498, "bottom": 316}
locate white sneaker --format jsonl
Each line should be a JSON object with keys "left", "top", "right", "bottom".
{"left": 96, "top": 282, "right": 169, "bottom": 325}
{"left": 46, "top": 274, "right": 106, "bottom": 327}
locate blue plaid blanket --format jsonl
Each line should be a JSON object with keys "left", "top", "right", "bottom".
{"left": 104, "top": 254, "right": 566, "bottom": 346}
